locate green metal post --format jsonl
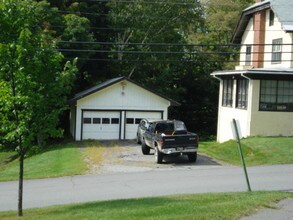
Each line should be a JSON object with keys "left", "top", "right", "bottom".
{"left": 232, "top": 119, "right": 252, "bottom": 192}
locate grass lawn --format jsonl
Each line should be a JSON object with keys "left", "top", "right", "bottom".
{"left": 0, "top": 191, "right": 292, "bottom": 220}
{"left": 0, "top": 142, "right": 88, "bottom": 181}
{"left": 200, "top": 136, "right": 293, "bottom": 166}
{"left": 1, "top": 137, "right": 293, "bottom": 181}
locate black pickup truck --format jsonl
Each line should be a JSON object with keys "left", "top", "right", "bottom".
{"left": 141, "top": 120, "right": 199, "bottom": 164}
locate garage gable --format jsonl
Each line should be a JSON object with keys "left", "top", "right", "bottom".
{"left": 77, "top": 79, "right": 172, "bottom": 110}
{"left": 69, "top": 76, "right": 179, "bottom": 107}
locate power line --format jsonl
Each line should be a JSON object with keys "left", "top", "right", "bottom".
{"left": 69, "top": 0, "right": 199, "bottom": 5}
{"left": 51, "top": 24, "right": 289, "bottom": 33}
{"left": 59, "top": 48, "right": 293, "bottom": 55}
{"left": 57, "top": 40, "right": 293, "bottom": 47}
{"left": 64, "top": 57, "right": 293, "bottom": 63}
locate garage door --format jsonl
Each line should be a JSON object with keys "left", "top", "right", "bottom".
{"left": 125, "top": 111, "right": 162, "bottom": 139}
{"left": 82, "top": 111, "right": 120, "bottom": 140}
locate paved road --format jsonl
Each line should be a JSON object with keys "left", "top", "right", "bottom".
{"left": 0, "top": 164, "right": 293, "bottom": 211}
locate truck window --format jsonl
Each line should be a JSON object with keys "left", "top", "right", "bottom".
{"left": 174, "top": 121, "right": 187, "bottom": 131}
{"left": 155, "top": 123, "right": 174, "bottom": 134}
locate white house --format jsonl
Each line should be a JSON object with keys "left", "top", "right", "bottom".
{"left": 212, "top": 0, "right": 293, "bottom": 143}
{"left": 69, "top": 76, "right": 179, "bottom": 141}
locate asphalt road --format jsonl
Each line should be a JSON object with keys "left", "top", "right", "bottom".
{"left": 1, "top": 164, "right": 293, "bottom": 211}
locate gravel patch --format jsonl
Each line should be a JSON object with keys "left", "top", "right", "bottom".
{"left": 86, "top": 140, "right": 221, "bottom": 174}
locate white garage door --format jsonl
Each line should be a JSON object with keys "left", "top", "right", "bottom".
{"left": 125, "top": 111, "right": 162, "bottom": 139}
{"left": 82, "top": 111, "right": 120, "bottom": 140}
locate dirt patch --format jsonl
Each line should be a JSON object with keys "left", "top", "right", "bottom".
{"left": 82, "top": 140, "right": 221, "bottom": 174}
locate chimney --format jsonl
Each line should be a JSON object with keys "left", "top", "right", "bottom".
{"left": 252, "top": 9, "right": 266, "bottom": 68}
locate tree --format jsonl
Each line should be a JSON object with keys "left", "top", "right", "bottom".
{"left": 190, "top": 0, "right": 254, "bottom": 70}
{"left": 0, "top": 0, "right": 77, "bottom": 216}
{"left": 45, "top": 0, "right": 112, "bottom": 90}
{"left": 106, "top": 0, "right": 204, "bottom": 80}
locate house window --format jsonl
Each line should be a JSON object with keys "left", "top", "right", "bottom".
{"left": 272, "top": 38, "right": 282, "bottom": 63}
{"left": 222, "top": 79, "right": 233, "bottom": 107}
{"left": 245, "top": 45, "right": 252, "bottom": 65}
{"left": 260, "top": 80, "right": 293, "bottom": 112}
{"left": 269, "top": 10, "right": 274, "bottom": 26}
{"left": 236, "top": 79, "right": 249, "bottom": 109}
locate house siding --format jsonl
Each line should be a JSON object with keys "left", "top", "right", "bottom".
{"left": 263, "top": 10, "right": 293, "bottom": 68}
{"left": 240, "top": 9, "right": 293, "bottom": 68}
{"left": 249, "top": 80, "right": 293, "bottom": 136}
{"left": 240, "top": 19, "right": 254, "bottom": 66}
{"left": 216, "top": 80, "right": 251, "bottom": 143}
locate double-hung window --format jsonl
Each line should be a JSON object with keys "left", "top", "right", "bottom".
{"left": 272, "top": 38, "right": 282, "bottom": 63}
{"left": 222, "top": 79, "right": 233, "bottom": 107}
{"left": 236, "top": 79, "right": 249, "bottom": 109}
{"left": 245, "top": 46, "right": 252, "bottom": 66}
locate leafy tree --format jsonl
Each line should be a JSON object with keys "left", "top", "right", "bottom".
{"left": 0, "top": 0, "right": 77, "bottom": 216}
{"left": 106, "top": 0, "right": 204, "bottom": 80}
{"left": 45, "top": 0, "right": 112, "bottom": 90}
{"left": 190, "top": 0, "right": 254, "bottom": 70}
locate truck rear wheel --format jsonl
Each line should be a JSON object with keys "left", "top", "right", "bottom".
{"left": 155, "top": 147, "right": 163, "bottom": 164}
{"left": 141, "top": 140, "right": 150, "bottom": 155}
{"left": 188, "top": 152, "right": 197, "bottom": 162}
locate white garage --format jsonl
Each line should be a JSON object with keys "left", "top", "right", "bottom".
{"left": 69, "top": 77, "right": 179, "bottom": 141}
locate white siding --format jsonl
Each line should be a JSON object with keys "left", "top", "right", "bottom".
{"left": 216, "top": 80, "right": 251, "bottom": 143}
{"left": 239, "top": 9, "right": 293, "bottom": 68}
{"left": 239, "top": 19, "right": 254, "bottom": 66}
{"left": 263, "top": 10, "right": 293, "bottom": 68}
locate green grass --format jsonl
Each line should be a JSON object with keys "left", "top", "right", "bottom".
{"left": 1, "top": 137, "right": 293, "bottom": 181}
{"left": 200, "top": 136, "right": 293, "bottom": 166}
{"left": 0, "top": 191, "right": 292, "bottom": 220}
{"left": 0, "top": 143, "right": 87, "bottom": 181}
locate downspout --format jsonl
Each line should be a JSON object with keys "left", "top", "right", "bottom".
{"left": 212, "top": 75, "right": 222, "bottom": 81}
{"left": 241, "top": 73, "right": 252, "bottom": 139}
{"left": 240, "top": 73, "right": 251, "bottom": 80}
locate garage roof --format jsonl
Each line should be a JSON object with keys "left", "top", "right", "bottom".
{"left": 69, "top": 76, "right": 180, "bottom": 106}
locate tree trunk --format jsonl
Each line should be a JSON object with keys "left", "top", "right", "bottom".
{"left": 18, "top": 150, "right": 24, "bottom": 217}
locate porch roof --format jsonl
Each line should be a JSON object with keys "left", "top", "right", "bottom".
{"left": 211, "top": 68, "right": 293, "bottom": 80}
